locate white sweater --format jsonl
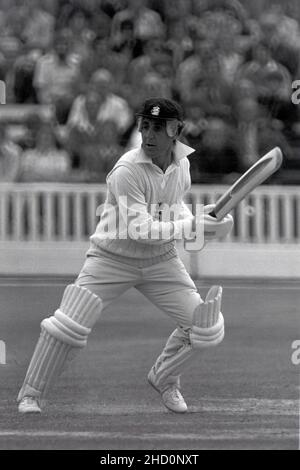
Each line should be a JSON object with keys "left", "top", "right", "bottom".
{"left": 88, "top": 141, "right": 195, "bottom": 266}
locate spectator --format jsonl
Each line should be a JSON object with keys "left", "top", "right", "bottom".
{"left": 142, "top": 71, "right": 173, "bottom": 100}
{"left": 81, "top": 119, "right": 123, "bottom": 182}
{"left": 66, "top": 86, "right": 122, "bottom": 181}
{"left": 182, "top": 97, "right": 207, "bottom": 146}
{"left": 111, "top": 0, "right": 166, "bottom": 50}
{"left": 216, "top": 31, "right": 245, "bottom": 85}
{"left": 56, "top": 0, "right": 89, "bottom": 30}
{"left": 192, "top": 0, "right": 248, "bottom": 28}
{"left": 58, "top": 0, "right": 111, "bottom": 39}
{"left": 0, "top": 50, "right": 7, "bottom": 82}
{"left": 0, "top": 34, "right": 22, "bottom": 101}
{"left": 259, "top": 5, "right": 300, "bottom": 79}
{"left": 187, "top": 118, "right": 240, "bottom": 183}
{"left": 79, "top": 36, "right": 129, "bottom": 88}
{"left": 33, "top": 28, "right": 81, "bottom": 124}
{"left": 128, "top": 47, "right": 175, "bottom": 109}
{"left": 237, "top": 41, "right": 293, "bottom": 122}
{"left": 197, "top": 9, "right": 244, "bottom": 42}
{"left": 256, "top": 117, "right": 293, "bottom": 176}
{"left": 162, "top": 0, "right": 193, "bottom": 25}
{"left": 66, "top": 86, "right": 104, "bottom": 169}
{"left": 175, "top": 38, "right": 213, "bottom": 103}
{"left": 0, "top": 123, "right": 21, "bottom": 182}
{"left": 232, "top": 79, "right": 261, "bottom": 169}
{"left": 15, "top": 114, "right": 43, "bottom": 151}
{"left": 64, "top": 9, "right": 96, "bottom": 62}
{"left": 100, "top": 0, "right": 128, "bottom": 18}
{"left": 20, "top": 121, "right": 71, "bottom": 182}
{"left": 109, "top": 11, "right": 138, "bottom": 57}
{"left": 233, "top": 76, "right": 293, "bottom": 171}
{"left": 190, "top": 55, "right": 235, "bottom": 122}
{"left": 12, "top": 47, "right": 41, "bottom": 103}
{"left": 127, "top": 38, "right": 168, "bottom": 91}
{"left": 21, "top": 0, "right": 55, "bottom": 51}
{"left": 164, "top": 16, "right": 194, "bottom": 70}
{"left": 0, "top": 0, "right": 27, "bottom": 39}
{"left": 68, "top": 68, "right": 133, "bottom": 139}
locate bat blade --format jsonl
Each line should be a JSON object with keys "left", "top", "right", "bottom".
{"left": 210, "top": 147, "right": 283, "bottom": 220}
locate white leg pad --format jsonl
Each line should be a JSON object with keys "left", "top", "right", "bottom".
{"left": 60, "top": 284, "right": 103, "bottom": 328}
{"left": 17, "top": 284, "right": 102, "bottom": 402}
{"left": 190, "top": 285, "right": 225, "bottom": 348}
{"left": 149, "top": 286, "right": 225, "bottom": 393}
{"left": 149, "top": 328, "right": 193, "bottom": 393}
{"left": 190, "top": 313, "right": 224, "bottom": 348}
{"left": 41, "top": 312, "right": 91, "bottom": 348}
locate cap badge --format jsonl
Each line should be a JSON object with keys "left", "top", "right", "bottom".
{"left": 151, "top": 106, "right": 160, "bottom": 116}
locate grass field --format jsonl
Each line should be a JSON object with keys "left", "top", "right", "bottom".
{"left": 0, "top": 278, "right": 299, "bottom": 450}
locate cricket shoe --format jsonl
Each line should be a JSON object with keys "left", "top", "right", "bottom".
{"left": 147, "top": 368, "right": 188, "bottom": 413}
{"left": 18, "top": 396, "right": 41, "bottom": 414}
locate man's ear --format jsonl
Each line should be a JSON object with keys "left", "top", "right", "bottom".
{"left": 137, "top": 117, "right": 143, "bottom": 132}
{"left": 166, "top": 120, "right": 184, "bottom": 138}
{"left": 177, "top": 122, "right": 184, "bottom": 136}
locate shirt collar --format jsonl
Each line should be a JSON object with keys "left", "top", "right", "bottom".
{"left": 136, "top": 140, "right": 195, "bottom": 165}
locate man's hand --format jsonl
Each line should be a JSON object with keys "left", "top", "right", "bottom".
{"left": 202, "top": 204, "right": 234, "bottom": 241}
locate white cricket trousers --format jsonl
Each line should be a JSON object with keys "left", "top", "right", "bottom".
{"left": 76, "top": 254, "right": 202, "bottom": 390}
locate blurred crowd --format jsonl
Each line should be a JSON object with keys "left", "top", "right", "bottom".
{"left": 1, "top": 0, "right": 300, "bottom": 183}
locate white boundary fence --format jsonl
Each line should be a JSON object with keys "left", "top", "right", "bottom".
{"left": 0, "top": 183, "right": 299, "bottom": 278}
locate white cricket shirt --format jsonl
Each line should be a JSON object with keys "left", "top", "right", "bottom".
{"left": 88, "top": 140, "right": 195, "bottom": 265}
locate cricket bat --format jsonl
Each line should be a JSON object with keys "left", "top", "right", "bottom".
{"left": 209, "top": 147, "right": 283, "bottom": 220}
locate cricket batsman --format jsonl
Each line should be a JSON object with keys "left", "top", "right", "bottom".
{"left": 17, "top": 98, "right": 233, "bottom": 414}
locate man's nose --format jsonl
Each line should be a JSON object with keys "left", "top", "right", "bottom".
{"left": 145, "top": 126, "right": 155, "bottom": 139}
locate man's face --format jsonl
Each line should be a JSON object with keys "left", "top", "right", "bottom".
{"left": 55, "top": 38, "right": 69, "bottom": 59}
{"left": 86, "top": 90, "right": 102, "bottom": 119}
{"left": 140, "top": 118, "right": 174, "bottom": 159}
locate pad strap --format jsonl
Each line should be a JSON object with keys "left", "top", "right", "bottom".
{"left": 41, "top": 316, "right": 89, "bottom": 348}
{"left": 190, "top": 313, "right": 224, "bottom": 349}
{"left": 41, "top": 284, "right": 102, "bottom": 348}
{"left": 55, "top": 309, "right": 91, "bottom": 337}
